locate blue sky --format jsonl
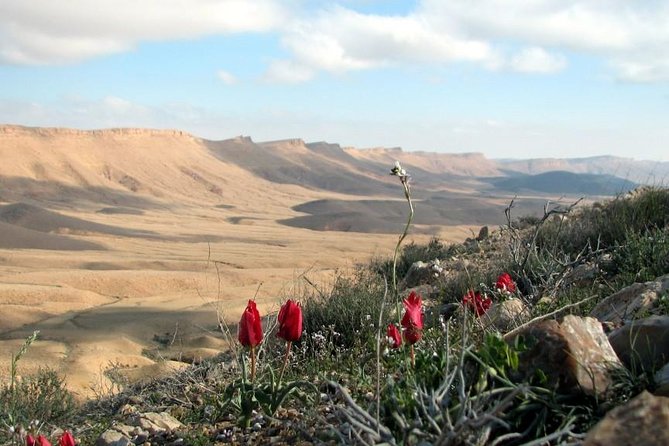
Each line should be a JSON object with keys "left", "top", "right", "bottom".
{"left": 1, "top": 0, "right": 668, "bottom": 160}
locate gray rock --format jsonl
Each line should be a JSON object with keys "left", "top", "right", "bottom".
{"left": 608, "top": 315, "right": 669, "bottom": 372}
{"left": 400, "top": 259, "right": 444, "bottom": 289}
{"left": 564, "top": 262, "right": 599, "bottom": 287}
{"left": 591, "top": 274, "right": 669, "bottom": 324}
{"left": 96, "top": 429, "right": 132, "bottom": 446}
{"left": 484, "top": 298, "right": 528, "bottom": 332}
{"left": 583, "top": 391, "right": 669, "bottom": 446}
{"left": 509, "top": 315, "right": 622, "bottom": 399}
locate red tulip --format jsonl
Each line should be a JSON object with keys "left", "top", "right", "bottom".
{"left": 401, "top": 291, "right": 424, "bottom": 345}
{"left": 26, "top": 435, "right": 36, "bottom": 446}
{"left": 495, "top": 272, "right": 516, "bottom": 294}
{"left": 277, "top": 299, "right": 303, "bottom": 342}
{"left": 462, "top": 290, "right": 492, "bottom": 317}
{"left": 387, "top": 323, "right": 402, "bottom": 349}
{"left": 36, "top": 436, "right": 51, "bottom": 446}
{"left": 238, "top": 300, "right": 263, "bottom": 347}
{"left": 59, "top": 432, "right": 75, "bottom": 446}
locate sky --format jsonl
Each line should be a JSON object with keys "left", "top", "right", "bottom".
{"left": 1, "top": 0, "right": 668, "bottom": 161}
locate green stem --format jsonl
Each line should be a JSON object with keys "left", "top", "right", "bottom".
{"left": 250, "top": 345, "right": 256, "bottom": 383}
{"left": 391, "top": 177, "right": 415, "bottom": 321}
{"left": 278, "top": 341, "right": 292, "bottom": 387}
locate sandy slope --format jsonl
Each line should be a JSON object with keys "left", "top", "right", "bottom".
{"left": 0, "top": 197, "right": 469, "bottom": 399}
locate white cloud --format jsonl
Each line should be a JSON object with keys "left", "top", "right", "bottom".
{"left": 2, "top": 0, "right": 669, "bottom": 83}
{"left": 216, "top": 70, "right": 237, "bottom": 85}
{"left": 265, "top": 6, "right": 500, "bottom": 80}
{"left": 510, "top": 47, "right": 566, "bottom": 73}
{"left": 0, "top": 0, "right": 286, "bottom": 64}
{"left": 418, "top": 0, "right": 669, "bottom": 82}
{"left": 264, "top": 60, "right": 316, "bottom": 83}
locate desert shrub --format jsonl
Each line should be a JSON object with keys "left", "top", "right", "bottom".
{"left": 536, "top": 187, "right": 669, "bottom": 258}
{"left": 0, "top": 368, "right": 75, "bottom": 432}
{"left": 372, "top": 237, "right": 460, "bottom": 282}
{"left": 610, "top": 226, "right": 669, "bottom": 284}
{"left": 301, "top": 268, "right": 385, "bottom": 352}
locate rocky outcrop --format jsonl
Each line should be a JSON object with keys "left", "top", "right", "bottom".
{"left": 509, "top": 315, "right": 622, "bottom": 398}
{"left": 590, "top": 274, "right": 669, "bottom": 324}
{"left": 583, "top": 391, "right": 669, "bottom": 446}
{"left": 96, "top": 412, "right": 183, "bottom": 446}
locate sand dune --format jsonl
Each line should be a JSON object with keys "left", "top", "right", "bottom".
{"left": 0, "top": 221, "right": 104, "bottom": 250}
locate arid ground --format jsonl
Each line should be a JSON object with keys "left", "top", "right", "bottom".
{"left": 0, "top": 126, "right": 490, "bottom": 399}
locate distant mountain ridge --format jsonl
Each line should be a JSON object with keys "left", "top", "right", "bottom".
{"left": 497, "top": 156, "right": 669, "bottom": 184}
{"left": 0, "top": 124, "right": 661, "bottom": 235}
{"left": 0, "top": 123, "right": 664, "bottom": 237}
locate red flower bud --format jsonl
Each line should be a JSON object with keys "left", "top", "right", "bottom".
{"left": 401, "top": 291, "right": 424, "bottom": 345}
{"left": 59, "top": 432, "right": 76, "bottom": 446}
{"left": 277, "top": 299, "right": 303, "bottom": 342}
{"left": 238, "top": 300, "right": 263, "bottom": 347}
{"left": 26, "top": 435, "right": 36, "bottom": 446}
{"left": 462, "top": 290, "right": 492, "bottom": 317}
{"left": 495, "top": 272, "right": 516, "bottom": 293}
{"left": 387, "top": 323, "right": 402, "bottom": 348}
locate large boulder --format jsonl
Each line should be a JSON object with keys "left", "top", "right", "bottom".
{"left": 590, "top": 274, "right": 669, "bottom": 324}
{"left": 583, "top": 391, "right": 669, "bottom": 446}
{"left": 509, "top": 315, "right": 622, "bottom": 399}
{"left": 607, "top": 315, "right": 669, "bottom": 372}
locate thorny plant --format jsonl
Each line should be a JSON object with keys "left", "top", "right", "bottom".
{"left": 503, "top": 197, "right": 592, "bottom": 300}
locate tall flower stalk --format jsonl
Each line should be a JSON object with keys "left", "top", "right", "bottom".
{"left": 390, "top": 161, "right": 414, "bottom": 319}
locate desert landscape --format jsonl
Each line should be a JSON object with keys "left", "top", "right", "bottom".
{"left": 0, "top": 124, "right": 662, "bottom": 401}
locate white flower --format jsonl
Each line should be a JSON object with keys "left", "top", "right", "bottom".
{"left": 390, "top": 160, "right": 407, "bottom": 177}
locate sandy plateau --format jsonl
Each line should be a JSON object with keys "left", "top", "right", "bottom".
{"left": 0, "top": 126, "right": 483, "bottom": 400}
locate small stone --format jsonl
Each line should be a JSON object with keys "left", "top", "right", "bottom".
{"left": 117, "top": 404, "right": 136, "bottom": 416}
{"left": 96, "top": 429, "right": 132, "bottom": 446}
{"left": 131, "top": 412, "right": 183, "bottom": 434}
{"left": 654, "top": 362, "right": 669, "bottom": 397}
